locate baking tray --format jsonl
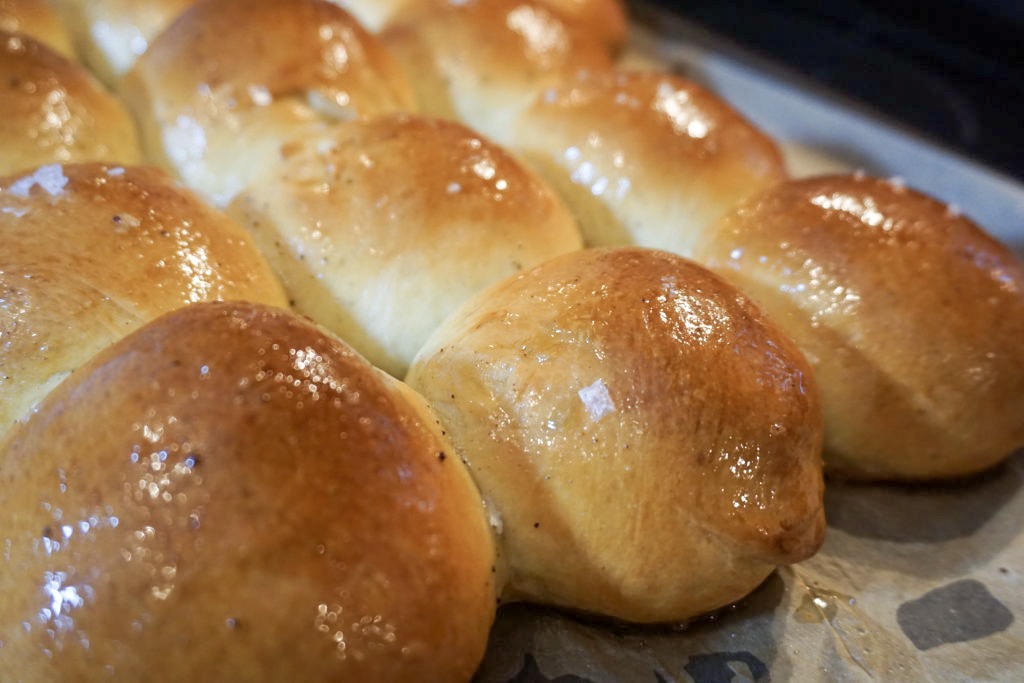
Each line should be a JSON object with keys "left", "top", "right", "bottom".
{"left": 473, "top": 3, "right": 1024, "bottom": 681}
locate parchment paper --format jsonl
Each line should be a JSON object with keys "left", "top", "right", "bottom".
{"left": 476, "top": 451, "right": 1023, "bottom": 682}
{"left": 474, "top": 4, "right": 1024, "bottom": 680}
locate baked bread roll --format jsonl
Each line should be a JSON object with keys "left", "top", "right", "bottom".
{"left": 0, "top": 301, "right": 498, "bottom": 682}
{"left": 0, "top": 162, "right": 287, "bottom": 445}
{"left": 0, "top": 31, "right": 141, "bottom": 176}
{"left": 339, "top": 0, "right": 628, "bottom": 51}
{"left": 329, "top": 0, "right": 412, "bottom": 32}
{"left": 406, "top": 246, "right": 826, "bottom": 623}
{"left": 380, "top": 0, "right": 613, "bottom": 147}
{"left": 511, "top": 70, "right": 788, "bottom": 256}
{"left": 52, "top": 0, "right": 195, "bottom": 85}
{"left": 228, "top": 113, "right": 583, "bottom": 377}
{"left": 0, "top": 0, "right": 74, "bottom": 56}
{"left": 122, "top": 0, "right": 416, "bottom": 206}
{"left": 692, "top": 174, "right": 1024, "bottom": 480}
{"left": 533, "top": 0, "right": 628, "bottom": 52}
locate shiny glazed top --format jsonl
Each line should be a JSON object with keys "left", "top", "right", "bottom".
{"left": 337, "top": 0, "right": 627, "bottom": 49}
{"left": 228, "top": 113, "right": 582, "bottom": 377}
{"left": 0, "top": 301, "right": 497, "bottom": 681}
{"left": 0, "top": 32, "right": 141, "bottom": 176}
{"left": 0, "top": 0, "right": 74, "bottom": 56}
{"left": 0, "top": 162, "right": 287, "bottom": 444}
{"left": 407, "top": 246, "right": 825, "bottom": 622}
{"left": 532, "top": 0, "right": 628, "bottom": 50}
{"left": 513, "top": 70, "right": 788, "bottom": 255}
{"left": 129, "top": 0, "right": 415, "bottom": 120}
{"left": 121, "top": 0, "right": 417, "bottom": 206}
{"left": 381, "top": 0, "right": 614, "bottom": 145}
{"left": 694, "top": 174, "right": 1024, "bottom": 478}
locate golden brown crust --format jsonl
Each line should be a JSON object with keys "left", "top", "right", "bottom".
{"left": 693, "top": 174, "right": 1024, "bottom": 480}
{"left": 228, "top": 113, "right": 583, "bottom": 377}
{"left": 130, "top": 0, "right": 414, "bottom": 117}
{"left": 0, "top": 0, "right": 74, "bottom": 56}
{"left": 380, "top": 0, "right": 614, "bottom": 146}
{"left": 0, "top": 162, "right": 287, "bottom": 444}
{"left": 406, "top": 246, "right": 825, "bottom": 623}
{"left": 122, "top": 0, "right": 416, "bottom": 205}
{"left": 0, "top": 32, "right": 141, "bottom": 175}
{"left": 512, "top": 69, "right": 788, "bottom": 256}
{"left": 535, "top": 0, "right": 628, "bottom": 51}
{"left": 341, "top": 0, "right": 627, "bottom": 50}
{"left": 0, "top": 301, "right": 497, "bottom": 682}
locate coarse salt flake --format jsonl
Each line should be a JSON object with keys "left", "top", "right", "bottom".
{"left": 579, "top": 378, "right": 615, "bottom": 422}
{"left": 8, "top": 164, "right": 68, "bottom": 198}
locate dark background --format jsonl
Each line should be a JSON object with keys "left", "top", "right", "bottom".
{"left": 637, "top": 0, "right": 1024, "bottom": 182}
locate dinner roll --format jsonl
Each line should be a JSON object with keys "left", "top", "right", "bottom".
{"left": 512, "top": 70, "right": 787, "bottom": 255}
{"left": 0, "top": 0, "right": 74, "bottom": 57}
{"left": 52, "top": 0, "right": 194, "bottom": 85}
{"left": 340, "top": 0, "right": 627, "bottom": 51}
{"left": 0, "top": 301, "right": 498, "bottom": 682}
{"left": 329, "top": 0, "right": 412, "bottom": 32}
{"left": 0, "top": 31, "right": 141, "bottom": 176}
{"left": 535, "top": 0, "right": 628, "bottom": 52}
{"left": 122, "top": 0, "right": 416, "bottom": 206}
{"left": 0, "top": 162, "right": 287, "bottom": 444}
{"left": 228, "top": 113, "right": 583, "bottom": 377}
{"left": 380, "top": 0, "right": 613, "bottom": 147}
{"left": 406, "top": 247, "right": 825, "bottom": 623}
{"left": 693, "top": 174, "right": 1024, "bottom": 480}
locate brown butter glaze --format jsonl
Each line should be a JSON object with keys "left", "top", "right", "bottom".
{"left": 229, "top": 113, "right": 582, "bottom": 377}
{"left": 0, "top": 32, "right": 141, "bottom": 176}
{"left": 694, "top": 174, "right": 1024, "bottom": 479}
{"left": 131, "top": 0, "right": 414, "bottom": 116}
{"left": 122, "top": 0, "right": 416, "bottom": 205}
{"left": 407, "top": 247, "right": 825, "bottom": 623}
{"left": 531, "top": 0, "right": 628, "bottom": 51}
{"left": 1, "top": 0, "right": 74, "bottom": 56}
{"left": 512, "top": 70, "right": 788, "bottom": 256}
{"left": 0, "top": 301, "right": 497, "bottom": 682}
{"left": 381, "top": 0, "right": 614, "bottom": 147}
{"left": 0, "top": 163, "right": 287, "bottom": 444}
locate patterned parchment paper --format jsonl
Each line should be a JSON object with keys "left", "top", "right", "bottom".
{"left": 474, "top": 5, "right": 1024, "bottom": 680}
{"left": 476, "top": 452, "right": 1023, "bottom": 682}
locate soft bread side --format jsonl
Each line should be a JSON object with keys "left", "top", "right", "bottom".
{"left": 228, "top": 113, "right": 583, "bottom": 377}
{"left": 407, "top": 246, "right": 826, "bottom": 623}
{"left": 0, "top": 162, "right": 287, "bottom": 443}
{"left": 512, "top": 70, "right": 788, "bottom": 256}
{"left": 52, "top": 0, "right": 195, "bottom": 85}
{"left": 122, "top": 0, "right": 416, "bottom": 206}
{"left": 380, "top": 0, "right": 614, "bottom": 147}
{"left": 694, "top": 174, "right": 1024, "bottom": 480}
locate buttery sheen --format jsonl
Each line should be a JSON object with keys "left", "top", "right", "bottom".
{"left": 0, "top": 31, "right": 141, "bottom": 176}
{"left": 0, "top": 163, "right": 287, "bottom": 445}
{"left": 0, "top": 302, "right": 497, "bottom": 681}
{"left": 228, "top": 113, "right": 583, "bottom": 377}
{"left": 407, "top": 247, "right": 826, "bottom": 623}
{"left": 513, "top": 70, "right": 788, "bottom": 256}
{"left": 694, "top": 174, "right": 1024, "bottom": 479}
